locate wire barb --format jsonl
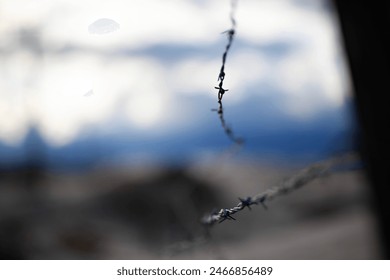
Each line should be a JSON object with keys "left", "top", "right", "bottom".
{"left": 239, "top": 197, "right": 257, "bottom": 210}
{"left": 219, "top": 208, "right": 236, "bottom": 223}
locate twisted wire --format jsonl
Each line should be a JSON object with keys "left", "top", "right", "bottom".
{"left": 215, "top": 0, "right": 238, "bottom": 103}
{"left": 212, "top": 0, "right": 243, "bottom": 147}
{"left": 212, "top": 101, "right": 244, "bottom": 146}
{"left": 201, "top": 153, "right": 359, "bottom": 225}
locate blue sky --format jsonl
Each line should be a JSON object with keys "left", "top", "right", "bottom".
{"left": 0, "top": 0, "right": 355, "bottom": 168}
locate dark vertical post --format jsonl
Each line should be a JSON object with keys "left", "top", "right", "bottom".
{"left": 333, "top": 1, "right": 390, "bottom": 258}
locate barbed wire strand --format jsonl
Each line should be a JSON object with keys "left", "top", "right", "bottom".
{"left": 212, "top": 102, "right": 244, "bottom": 146}
{"left": 201, "top": 152, "right": 359, "bottom": 225}
{"left": 212, "top": 0, "right": 243, "bottom": 149}
{"left": 215, "top": 0, "right": 238, "bottom": 103}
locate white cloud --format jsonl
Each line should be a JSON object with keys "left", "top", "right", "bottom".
{"left": 0, "top": 0, "right": 351, "bottom": 145}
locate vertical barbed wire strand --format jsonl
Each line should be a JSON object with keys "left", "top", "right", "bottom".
{"left": 215, "top": 0, "right": 237, "bottom": 103}
{"left": 213, "top": 0, "right": 243, "bottom": 147}
{"left": 212, "top": 102, "right": 244, "bottom": 145}
{"left": 201, "top": 153, "right": 359, "bottom": 225}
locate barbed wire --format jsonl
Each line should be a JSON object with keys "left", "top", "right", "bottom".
{"left": 212, "top": 0, "right": 243, "bottom": 148}
{"left": 212, "top": 102, "right": 244, "bottom": 146}
{"left": 215, "top": 0, "right": 237, "bottom": 103}
{"left": 162, "top": 2, "right": 362, "bottom": 258}
{"left": 201, "top": 153, "right": 360, "bottom": 225}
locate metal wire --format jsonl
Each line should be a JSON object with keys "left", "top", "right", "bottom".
{"left": 212, "top": 101, "right": 244, "bottom": 146}
{"left": 201, "top": 153, "right": 359, "bottom": 225}
{"left": 215, "top": 0, "right": 238, "bottom": 103}
{"left": 212, "top": 0, "right": 243, "bottom": 148}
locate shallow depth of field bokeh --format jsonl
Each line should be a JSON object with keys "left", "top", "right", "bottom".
{"left": 0, "top": 0, "right": 379, "bottom": 259}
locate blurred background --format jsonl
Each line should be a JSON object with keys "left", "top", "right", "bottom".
{"left": 0, "top": 0, "right": 380, "bottom": 259}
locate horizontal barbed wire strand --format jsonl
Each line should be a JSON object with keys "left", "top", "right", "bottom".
{"left": 201, "top": 153, "right": 360, "bottom": 225}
